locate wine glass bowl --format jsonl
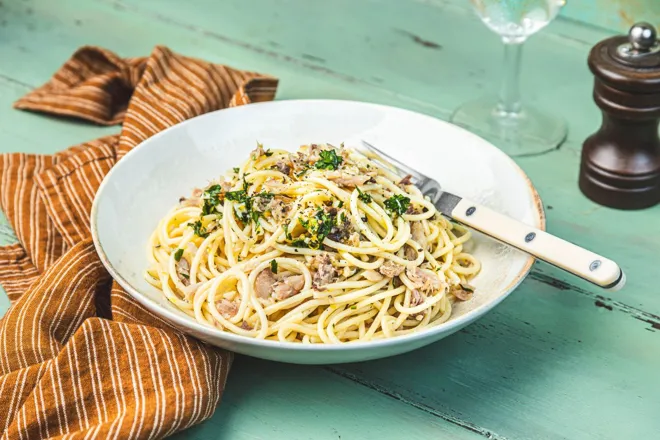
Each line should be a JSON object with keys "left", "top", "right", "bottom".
{"left": 452, "top": 0, "right": 568, "bottom": 156}
{"left": 471, "top": 0, "right": 565, "bottom": 42}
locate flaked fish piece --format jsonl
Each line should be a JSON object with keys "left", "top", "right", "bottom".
{"left": 217, "top": 299, "right": 238, "bottom": 318}
{"left": 251, "top": 143, "right": 265, "bottom": 159}
{"left": 275, "top": 159, "right": 292, "bottom": 175}
{"left": 290, "top": 152, "right": 309, "bottom": 175}
{"left": 450, "top": 284, "right": 474, "bottom": 301}
{"left": 272, "top": 274, "right": 305, "bottom": 300}
{"left": 379, "top": 260, "right": 405, "bottom": 277}
{"left": 176, "top": 257, "right": 191, "bottom": 286}
{"left": 406, "top": 267, "right": 443, "bottom": 294}
{"left": 255, "top": 268, "right": 277, "bottom": 299}
{"left": 399, "top": 175, "right": 413, "bottom": 186}
{"left": 410, "top": 289, "right": 425, "bottom": 307}
{"left": 253, "top": 195, "right": 273, "bottom": 212}
{"left": 326, "top": 171, "right": 370, "bottom": 188}
{"left": 311, "top": 253, "right": 338, "bottom": 288}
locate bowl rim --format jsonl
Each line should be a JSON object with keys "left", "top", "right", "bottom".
{"left": 90, "top": 98, "right": 546, "bottom": 352}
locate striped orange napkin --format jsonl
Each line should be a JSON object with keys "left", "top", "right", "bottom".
{"left": 0, "top": 46, "right": 277, "bottom": 439}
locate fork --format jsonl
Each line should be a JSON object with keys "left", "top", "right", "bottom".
{"left": 360, "top": 140, "right": 626, "bottom": 291}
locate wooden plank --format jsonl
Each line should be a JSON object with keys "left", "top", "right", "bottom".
{"left": 170, "top": 356, "right": 488, "bottom": 440}
{"left": 93, "top": 0, "right": 608, "bottom": 144}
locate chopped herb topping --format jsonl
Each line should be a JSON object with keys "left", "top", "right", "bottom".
{"left": 295, "top": 208, "right": 336, "bottom": 249}
{"left": 384, "top": 194, "right": 411, "bottom": 217}
{"left": 174, "top": 248, "right": 183, "bottom": 261}
{"left": 226, "top": 178, "right": 250, "bottom": 204}
{"left": 240, "top": 192, "right": 274, "bottom": 226}
{"left": 225, "top": 190, "right": 247, "bottom": 203}
{"left": 350, "top": 305, "right": 357, "bottom": 310}
{"left": 356, "top": 187, "right": 372, "bottom": 203}
{"left": 201, "top": 184, "right": 224, "bottom": 215}
{"left": 181, "top": 273, "right": 189, "bottom": 279}
{"left": 270, "top": 259, "right": 278, "bottom": 274}
{"left": 191, "top": 220, "right": 209, "bottom": 238}
{"left": 233, "top": 167, "right": 240, "bottom": 173}
{"left": 290, "top": 238, "right": 309, "bottom": 248}
{"left": 264, "top": 149, "right": 273, "bottom": 157}
{"left": 315, "top": 149, "right": 343, "bottom": 170}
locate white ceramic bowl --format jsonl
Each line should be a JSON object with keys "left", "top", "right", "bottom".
{"left": 91, "top": 99, "right": 544, "bottom": 364}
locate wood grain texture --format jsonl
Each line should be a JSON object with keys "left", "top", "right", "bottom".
{"left": 171, "top": 356, "right": 488, "bottom": 440}
{"left": 0, "top": 1, "right": 658, "bottom": 439}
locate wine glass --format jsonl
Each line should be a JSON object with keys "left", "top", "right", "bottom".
{"left": 450, "top": 0, "right": 568, "bottom": 156}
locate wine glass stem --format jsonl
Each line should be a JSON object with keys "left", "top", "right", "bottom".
{"left": 498, "top": 39, "right": 524, "bottom": 116}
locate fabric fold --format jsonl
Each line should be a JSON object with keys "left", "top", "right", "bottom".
{"left": 0, "top": 45, "right": 277, "bottom": 439}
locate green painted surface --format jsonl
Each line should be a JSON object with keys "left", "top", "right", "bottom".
{"left": 562, "top": 0, "right": 660, "bottom": 33}
{"left": 0, "top": 1, "right": 659, "bottom": 439}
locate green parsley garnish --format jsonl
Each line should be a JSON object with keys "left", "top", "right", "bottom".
{"left": 242, "top": 192, "right": 274, "bottom": 226}
{"left": 384, "top": 194, "right": 410, "bottom": 217}
{"left": 174, "top": 248, "right": 184, "bottom": 261}
{"left": 201, "top": 184, "right": 224, "bottom": 215}
{"left": 356, "top": 187, "right": 372, "bottom": 203}
{"left": 295, "top": 208, "right": 335, "bottom": 249}
{"left": 191, "top": 220, "right": 209, "bottom": 238}
{"left": 350, "top": 305, "right": 357, "bottom": 310}
{"left": 315, "top": 149, "right": 343, "bottom": 170}
{"left": 233, "top": 167, "right": 240, "bottom": 173}
{"left": 226, "top": 190, "right": 248, "bottom": 203}
{"left": 290, "top": 238, "right": 309, "bottom": 248}
{"left": 270, "top": 259, "right": 278, "bottom": 274}
{"left": 264, "top": 149, "right": 273, "bottom": 157}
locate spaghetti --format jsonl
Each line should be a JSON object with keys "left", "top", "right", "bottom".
{"left": 145, "top": 143, "right": 480, "bottom": 343}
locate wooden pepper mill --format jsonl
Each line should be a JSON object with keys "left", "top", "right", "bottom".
{"left": 579, "top": 22, "right": 660, "bottom": 209}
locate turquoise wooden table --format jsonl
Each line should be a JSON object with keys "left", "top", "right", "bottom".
{"left": 1, "top": 1, "right": 659, "bottom": 439}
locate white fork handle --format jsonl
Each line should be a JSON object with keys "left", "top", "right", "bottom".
{"left": 449, "top": 198, "right": 625, "bottom": 291}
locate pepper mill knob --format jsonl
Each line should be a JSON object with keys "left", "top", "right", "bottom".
{"left": 579, "top": 22, "right": 660, "bottom": 209}
{"left": 630, "top": 22, "right": 657, "bottom": 51}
